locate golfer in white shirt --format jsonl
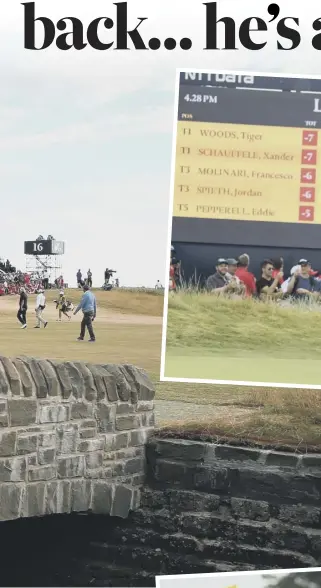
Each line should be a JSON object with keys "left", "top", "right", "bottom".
{"left": 35, "top": 289, "right": 48, "bottom": 329}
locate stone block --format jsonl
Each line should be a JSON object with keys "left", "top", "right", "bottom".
{"left": 215, "top": 445, "right": 262, "bottom": 463}
{"left": 38, "top": 448, "right": 56, "bottom": 465}
{"left": 301, "top": 455, "right": 321, "bottom": 468}
{"left": 102, "top": 374, "right": 119, "bottom": 403}
{"left": 64, "top": 362, "right": 85, "bottom": 398}
{"left": 0, "top": 361, "right": 9, "bottom": 396}
{"left": 85, "top": 452, "right": 103, "bottom": 470}
{"left": 0, "top": 402, "right": 6, "bottom": 413}
{"left": 81, "top": 419, "right": 96, "bottom": 428}
{"left": 23, "top": 482, "right": 46, "bottom": 517}
{"left": 231, "top": 497, "right": 270, "bottom": 521}
{"left": 0, "top": 415, "right": 8, "bottom": 428}
{"left": 91, "top": 481, "right": 113, "bottom": 514}
{"left": 111, "top": 485, "right": 133, "bottom": 518}
{"left": 19, "top": 357, "right": 47, "bottom": 398}
{"left": 73, "top": 362, "right": 97, "bottom": 401}
{"left": 169, "top": 489, "right": 220, "bottom": 513}
{"left": 56, "top": 424, "right": 78, "bottom": 454}
{"left": 46, "top": 480, "right": 71, "bottom": 515}
{"left": 12, "top": 359, "right": 35, "bottom": 397}
{"left": 48, "top": 360, "right": 72, "bottom": 399}
{"left": 237, "top": 468, "right": 321, "bottom": 505}
{"left": 155, "top": 439, "right": 207, "bottom": 461}
{"left": 77, "top": 438, "right": 104, "bottom": 453}
{"left": 130, "top": 429, "right": 151, "bottom": 447}
{"left": 85, "top": 364, "right": 107, "bottom": 401}
{"left": 137, "top": 401, "right": 154, "bottom": 412}
{"left": 70, "top": 401, "right": 94, "bottom": 419}
{"left": 0, "top": 357, "right": 22, "bottom": 396}
{"left": 116, "top": 415, "right": 140, "bottom": 431}
{"left": 71, "top": 479, "right": 92, "bottom": 512}
{"left": 103, "top": 364, "right": 131, "bottom": 401}
{"left": 0, "top": 456, "right": 26, "bottom": 482}
{"left": 80, "top": 428, "right": 96, "bottom": 439}
{"left": 202, "top": 540, "right": 316, "bottom": 569}
{"left": 0, "top": 431, "right": 16, "bottom": 457}
{"left": 123, "top": 457, "right": 145, "bottom": 476}
{"left": 0, "top": 483, "right": 23, "bottom": 520}
{"left": 57, "top": 455, "right": 85, "bottom": 478}
{"left": 140, "top": 412, "right": 155, "bottom": 427}
{"left": 122, "top": 365, "right": 155, "bottom": 401}
{"left": 38, "top": 359, "right": 61, "bottom": 397}
{"left": 130, "top": 473, "right": 145, "bottom": 486}
{"left": 95, "top": 404, "right": 116, "bottom": 433}
{"left": 29, "top": 465, "right": 56, "bottom": 481}
{"left": 111, "top": 461, "right": 125, "bottom": 477}
{"left": 39, "top": 404, "right": 69, "bottom": 424}
{"left": 8, "top": 399, "right": 37, "bottom": 427}
{"left": 114, "top": 432, "right": 129, "bottom": 450}
{"left": 130, "top": 488, "right": 141, "bottom": 511}
{"left": 116, "top": 403, "right": 134, "bottom": 415}
{"left": 38, "top": 432, "right": 56, "bottom": 448}
{"left": 17, "top": 434, "right": 37, "bottom": 455}
{"left": 265, "top": 451, "right": 299, "bottom": 468}
{"left": 278, "top": 504, "right": 321, "bottom": 526}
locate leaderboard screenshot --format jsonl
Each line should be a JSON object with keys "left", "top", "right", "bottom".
{"left": 174, "top": 84, "right": 321, "bottom": 225}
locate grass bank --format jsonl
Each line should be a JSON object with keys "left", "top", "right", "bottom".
{"left": 155, "top": 380, "right": 321, "bottom": 452}
{"left": 166, "top": 292, "right": 321, "bottom": 357}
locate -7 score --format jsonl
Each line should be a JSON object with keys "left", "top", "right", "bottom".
{"left": 184, "top": 94, "right": 218, "bottom": 104}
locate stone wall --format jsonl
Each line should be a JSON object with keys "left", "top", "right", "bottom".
{"left": 55, "top": 437, "right": 320, "bottom": 586}
{"left": 1, "top": 358, "right": 321, "bottom": 587}
{"left": 0, "top": 356, "right": 155, "bottom": 520}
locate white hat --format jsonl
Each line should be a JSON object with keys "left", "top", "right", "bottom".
{"left": 60, "top": 290, "right": 64, "bottom": 295}
{"left": 290, "top": 265, "right": 301, "bottom": 275}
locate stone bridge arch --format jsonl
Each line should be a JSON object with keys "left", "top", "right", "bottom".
{"left": 0, "top": 356, "right": 155, "bottom": 521}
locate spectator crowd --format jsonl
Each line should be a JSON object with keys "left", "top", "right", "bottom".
{"left": 205, "top": 254, "right": 321, "bottom": 302}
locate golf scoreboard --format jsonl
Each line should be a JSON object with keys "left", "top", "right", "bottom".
{"left": 24, "top": 240, "right": 65, "bottom": 256}
{"left": 174, "top": 78, "right": 321, "bottom": 224}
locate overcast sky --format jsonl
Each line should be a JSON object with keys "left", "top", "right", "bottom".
{"left": 1, "top": 0, "right": 320, "bottom": 286}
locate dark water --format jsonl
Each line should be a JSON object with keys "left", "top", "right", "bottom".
{"left": 0, "top": 514, "right": 154, "bottom": 587}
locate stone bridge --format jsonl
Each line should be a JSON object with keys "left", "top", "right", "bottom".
{"left": 0, "top": 356, "right": 155, "bottom": 521}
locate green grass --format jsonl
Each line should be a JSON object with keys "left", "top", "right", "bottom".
{"left": 2, "top": 289, "right": 321, "bottom": 449}
{"left": 164, "top": 354, "right": 321, "bottom": 385}
{"left": 44, "top": 288, "right": 164, "bottom": 317}
{"left": 166, "top": 293, "right": 321, "bottom": 355}
{"left": 164, "top": 292, "right": 321, "bottom": 385}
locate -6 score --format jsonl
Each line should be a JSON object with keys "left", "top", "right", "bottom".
{"left": 184, "top": 94, "right": 218, "bottom": 104}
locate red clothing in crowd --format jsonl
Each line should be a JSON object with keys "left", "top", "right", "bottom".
{"left": 235, "top": 267, "right": 256, "bottom": 297}
{"left": 272, "top": 269, "right": 284, "bottom": 284}
{"left": 169, "top": 265, "right": 176, "bottom": 290}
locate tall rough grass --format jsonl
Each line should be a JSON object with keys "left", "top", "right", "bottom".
{"left": 166, "top": 291, "right": 321, "bottom": 357}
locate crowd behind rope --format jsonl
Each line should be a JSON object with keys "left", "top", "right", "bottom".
{"left": 0, "top": 267, "right": 65, "bottom": 296}
{"left": 169, "top": 248, "right": 321, "bottom": 302}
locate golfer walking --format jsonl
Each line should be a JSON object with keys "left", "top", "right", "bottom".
{"left": 35, "top": 289, "right": 48, "bottom": 329}
{"left": 74, "top": 284, "right": 96, "bottom": 342}
{"left": 17, "top": 287, "right": 28, "bottom": 329}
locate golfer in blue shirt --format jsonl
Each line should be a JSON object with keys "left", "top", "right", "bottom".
{"left": 74, "top": 285, "right": 96, "bottom": 342}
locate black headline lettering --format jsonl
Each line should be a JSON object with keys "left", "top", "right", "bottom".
{"left": 22, "top": 1, "right": 148, "bottom": 50}
{"left": 20, "top": 1, "right": 321, "bottom": 51}
{"left": 203, "top": 2, "right": 301, "bottom": 51}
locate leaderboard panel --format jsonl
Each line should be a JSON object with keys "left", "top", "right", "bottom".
{"left": 174, "top": 85, "right": 321, "bottom": 225}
